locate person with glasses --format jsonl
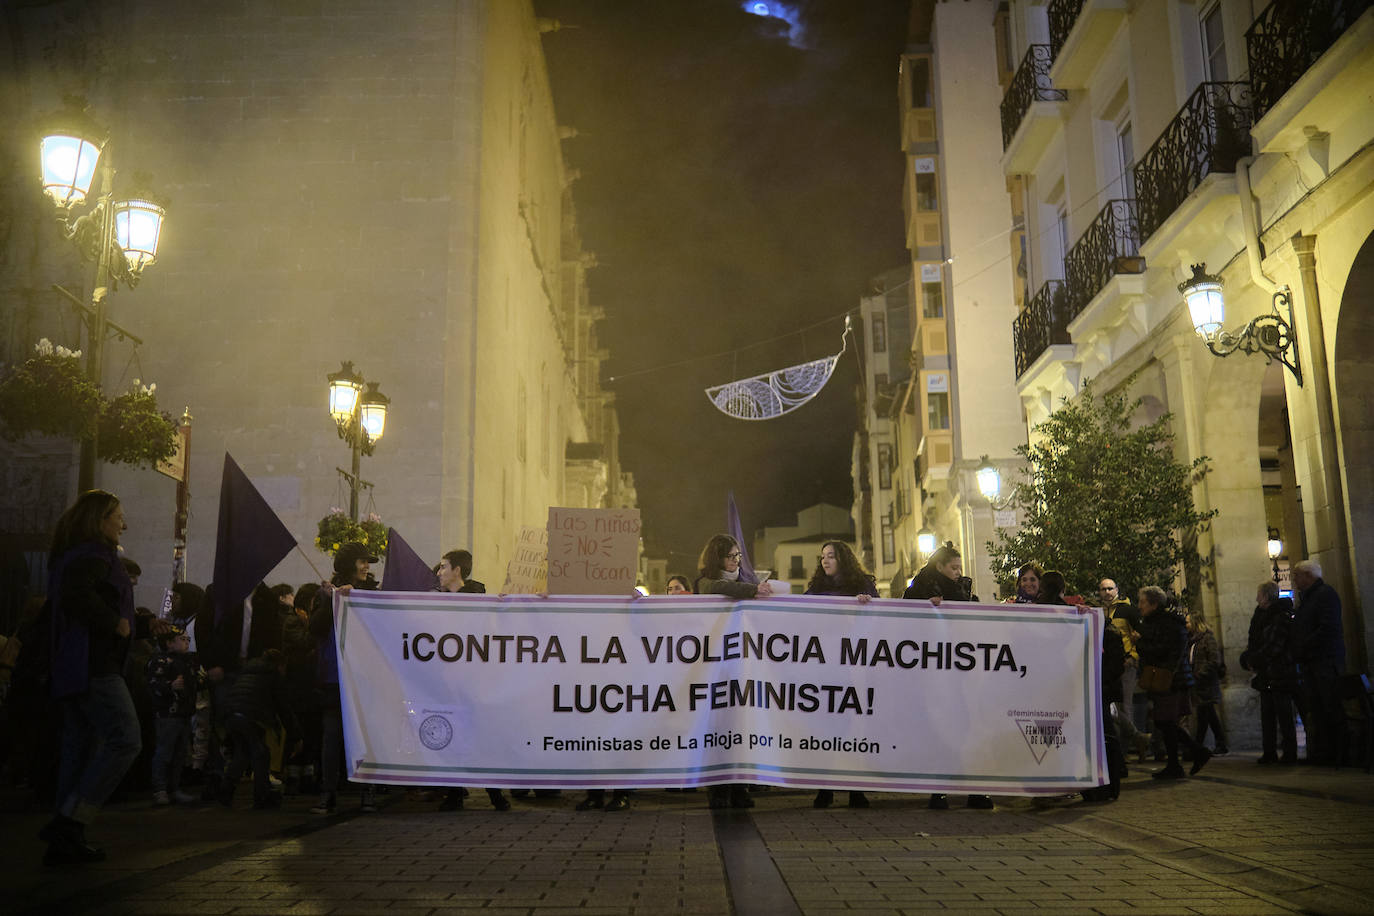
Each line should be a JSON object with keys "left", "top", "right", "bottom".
{"left": 693, "top": 535, "right": 773, "bottom": 599}
{"left": 694, "top": 534, "right": 770, "bottom": 808}
{"left": 804, "top": 541, "right": 877, "bottom": 809}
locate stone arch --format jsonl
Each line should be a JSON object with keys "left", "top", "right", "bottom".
{"left": 1333, "top": 230, "right": 1374, "bottom": 670}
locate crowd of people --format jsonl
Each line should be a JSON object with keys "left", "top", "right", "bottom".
{"left": 0, "top": 490, "right": 1354, "bottom": 867}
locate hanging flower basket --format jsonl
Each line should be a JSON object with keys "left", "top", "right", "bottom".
{"left": 315, "top": 509, "right": 388, "bottom": 557}
{"left": 97, "top": 380, "right": 179, "bottom": 468}
{"left": 0, "top": 339, "right": 100, "bottom": 441}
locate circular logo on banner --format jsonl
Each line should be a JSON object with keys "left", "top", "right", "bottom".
{"left": 419, "top": 714, "right": 453, "bottom": 750}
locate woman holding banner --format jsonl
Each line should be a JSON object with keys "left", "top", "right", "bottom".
{"left": 693, "top": 534, "right": 773, "bottom": 599}
{"left": 695, "top": 534, "right": 770, "bottom": 809}
{"left": 805, "top": 541, "right": 877, "bottom": 809}
{"left": 902, "top": 544, "right": 994, "bottom": 810}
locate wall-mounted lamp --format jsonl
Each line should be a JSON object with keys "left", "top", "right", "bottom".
{"left": 1179, "top": 263, "right": 1302, "bottom": 386}
{"left": 1266, "top": 527, "right": 1282, "bottom": 583}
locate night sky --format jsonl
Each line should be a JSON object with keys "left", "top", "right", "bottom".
{"left": 536, "top": 0, "right": 911, "bottom": 571}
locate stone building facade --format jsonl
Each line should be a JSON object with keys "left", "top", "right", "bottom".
{"left": 0, "top": 0, "right": 632, "bottom": 610}
{"left": 996, "top": 0, "right": 1372, "bottom": 735}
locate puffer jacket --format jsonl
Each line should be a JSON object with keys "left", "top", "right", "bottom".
{"left": 902, "top": 565, "right": 970, "bottom": 602}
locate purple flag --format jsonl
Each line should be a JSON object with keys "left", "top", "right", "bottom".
{"left": 726, "top": 490, "right": 758, "bottom": 584}
{"left": 380, "top": 527, "right": 438, "bottom": 592}
{"left": 211, "top": 454, "right": 297, "bottom": 623}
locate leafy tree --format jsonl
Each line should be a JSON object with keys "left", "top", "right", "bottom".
{"left": 989, "top": 375, "right": 1216, "bottom": 602}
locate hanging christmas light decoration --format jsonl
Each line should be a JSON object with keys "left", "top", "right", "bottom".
{"left": 705, "top": 317, "right": 851, "bottom": 420}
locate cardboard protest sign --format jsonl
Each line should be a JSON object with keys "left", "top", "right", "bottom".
{"left": 501, "top": 526, "right": 548, "bottom": 594}
{"left": 545, "top": 507, "right": 641, "bottom": 595}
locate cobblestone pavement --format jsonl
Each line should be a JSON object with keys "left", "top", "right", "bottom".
{"left": 6, "top": 756, "right": 1373, "bottom": 915}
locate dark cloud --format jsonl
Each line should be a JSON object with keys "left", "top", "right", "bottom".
{"left": 538, "top": 0, "right": 909, "bottom": 566}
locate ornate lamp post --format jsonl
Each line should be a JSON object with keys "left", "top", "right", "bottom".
{"left": 37, "top": 99, "right": 168, "bottom": 490}
{"left": 1266, "top": 527, "right": 1283, "bottom": 584}
{"left": 1179, "top": 263, "right": 1302, "bottom": 386}
{"left": 326, "top": 362, "right": 390, "bottom": 523}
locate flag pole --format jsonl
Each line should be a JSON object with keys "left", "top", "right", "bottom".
{"left": 295, "top": 544, "right": 328, "bottom": 582}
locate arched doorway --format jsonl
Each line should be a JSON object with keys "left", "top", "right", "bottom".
{"left": 1333, "top": 230, "right": 1374, "bottom": 672}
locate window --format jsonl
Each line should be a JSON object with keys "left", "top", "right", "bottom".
{"left": 881, "top": 522, "right": 895, "bottom": 565}
{"left": 927, "top": 391, "right": 951, "bottom": 430}
{"left": 906, "top": 56, "right": 932, "bottom": 108}
{"left": 877, "top": 443, "right": 892, "bottom": 489}
{"left": 920, "top": 263, "right": 944, "bottom": 318}
{"left": 874, "top": 372, "right": 888, "bottom": 392}
{"left": 1056, "top": 206, "right": 1070, "bottom": 279}
{"left": 1116, "top": 120, "right": 1136, "bottom": 199}
{"left": 871, "top": 314, "right": 887, "bottom": 352}
{"left": 790, "top": 555, "right": 805, "bottom": 579}
{"left": 914, "top": 170, "right": 938, "bottom": 212}
{"left": 1200, "top": 3, "right": 1229, "bottom": 81}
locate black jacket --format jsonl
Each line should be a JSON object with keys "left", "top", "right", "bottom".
{"left": 1101, "top": 624, "right": 1126, "bottom": 705}
{"left": 145, "top": 651, "right": 200, "bottom": 718}
{"left": 225, "top": 656, "right": 298, "bottom": 739}
{"left": 1292, "top": 578, "right": 1344, "bottom": 673}
{"left": 902, "top": 566, "right": 970, "bottom": 602}
{"left": 1135, "top": 609, "right": 1193, "bottom": 693}
{"left": 1240, "top": 597, "right": 1297, "bottom": 690}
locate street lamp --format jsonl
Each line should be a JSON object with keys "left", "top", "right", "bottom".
{"left": 1267, "top": 527, "right": 1283, "bottom": 583}
{"left": 916, "top": 526, "right": 937, "bottom": 557}
{"left": 37, "top": 99, "right": 168, "bottom": 490}
{"left": 1179, "top": 263, "right": 1303, "bottom": 387}
{"left": 326, "top": 362, "right": 390, "bottom": 523}
{"left": 975, "top": 456, "right": 1001, "bottom": 503}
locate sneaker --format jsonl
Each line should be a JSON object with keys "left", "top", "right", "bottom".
{"left": 310, "top": 794, "right": 336, "bottom": 815}
{"left": 152, "top": 790, "right": 171, "bottom": 806}
{"left": 1213, "top": 745, "right": 1229, "bottom": 756}
{"left": 928, "top": 794, "right": 949, "bottom": 810}
{"left": 966, "top": 795, "right": 994, "bottom": 810}
{"left": 604, "top": 793, "right": 631, "bottom": 812}
{"left": 1152, "top": 764, "right": 1186, "bottom": 780}
{"left": 360, "top": 788, "right": 378, "bottom": 813}
{"left": 487, "top": 789, "right": 511, "bottom": 812}
{"left": 172, "top": 790, "right": 197, "bottom": 804}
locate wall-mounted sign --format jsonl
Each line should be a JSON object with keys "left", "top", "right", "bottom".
{"left": 926, "top": 373, "right": 949, "bottom": 393}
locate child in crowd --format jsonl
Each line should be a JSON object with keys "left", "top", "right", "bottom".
{"left": 144, "top": 625, "right": 201, "bottom": 804}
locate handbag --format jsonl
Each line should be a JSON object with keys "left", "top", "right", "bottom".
{"left": 1139, "top": 664, "right": 1174, "bottom": 693}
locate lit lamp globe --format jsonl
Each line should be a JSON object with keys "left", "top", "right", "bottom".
{"left": 917, "top": 527, "right": 937, "bottom": 557}
{"left": 112, "top": 194, "right": 167, "bottom": 277}
{"left": 38, "top": 103, "right": 107, "bottom": 209}
{"left": 327, "top": 362, "right": 364, "bottom": 425}
{"left": 359, "top": 383, "right": 390, "bottom": 442}
{"left": 1266, "top": 529, "right": 1282, "bottom": 560}
{"left": 975, "top": 457, "right": 1001, "bottom": 502}
{"left": 1180, "top": 263, "right": 1225, "bottom": 341}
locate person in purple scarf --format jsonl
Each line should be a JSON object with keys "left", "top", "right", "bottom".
{"left": 40, "top": 490, "right": 167, "bottom": 865}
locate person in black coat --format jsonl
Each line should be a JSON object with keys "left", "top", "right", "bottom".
{"left": 218, "top": 649, "right": 299, "bottom": 808}
{"left": 1290, "top": 561, "right": 1345, "bottom": 765}
{"left": 1240, "top": 580, "right": 1298, "bottom": 764}
{"left": 805, "top": 541, "right": 877, "bottom": 810}
{"left": 1135, "top": 586, "right": 1209, "bottom": 779}
{"left": 903, "top": 544, "right": 992, "bottom": 810}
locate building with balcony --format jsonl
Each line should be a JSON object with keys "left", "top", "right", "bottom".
{"left": 998, "top": 0, "right": 1373, "bottom": 725}
{"left": 0, "top": 0, "right": 635, "bottom": 607}
{"left": 852, "top": 0, "right": 1024, "bottom": 598}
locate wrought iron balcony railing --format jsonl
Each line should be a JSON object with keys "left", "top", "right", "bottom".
{"left": 1246, "top": 0, "right": 1372, "bottom": 120}
{"left": 1048, "top": 0, "right": 1087, "bottom": 62}
{"left": 1013, "top": 280, "right": 1071, "bottom": 379}
{"left": 1063, "top": 199, "right": 1144, "bottom": 319}
{"left": 1132, "top": 82, "right": 1254, "bottom": 243}
{"left": 1000, "top": 45, "right": 1067, "bottom": 149}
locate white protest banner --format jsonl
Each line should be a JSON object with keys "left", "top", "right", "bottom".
{"left": 335, "top": 593, "right": 1107, "bottom": 795}
{"left": 546, "top": 507, "right": 641, "bottom": 594}
{"left": 501, "top": 526, "right": 548, "bottom": 594}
